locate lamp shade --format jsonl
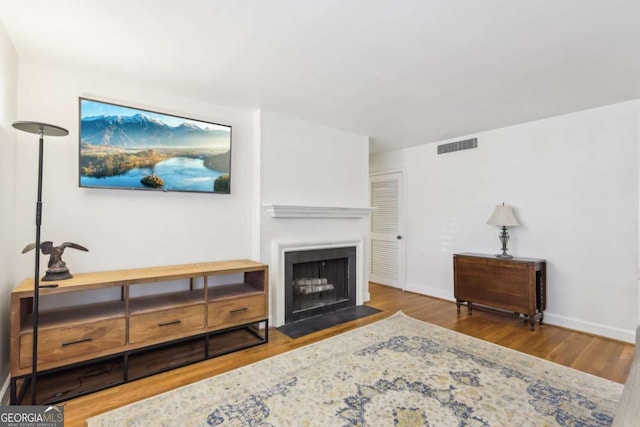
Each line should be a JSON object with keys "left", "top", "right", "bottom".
{"left": 487, "top": 204, "right": 520, "bottom": 227}
{"left": 12, "top": 121, "right": 69, "bottom": 137}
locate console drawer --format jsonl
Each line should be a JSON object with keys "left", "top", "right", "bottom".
{"left": 20, "top": 318, "right": 126, "bottom": 368}
{"left": 129, "top": 305, "right": 205, "bottom": 344}
{"left": 208, "top": 294, "right": 265, "bottom": 328}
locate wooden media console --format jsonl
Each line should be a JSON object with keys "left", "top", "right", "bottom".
{"left": 10, "top": 259, "right": 269, "bottom": 404}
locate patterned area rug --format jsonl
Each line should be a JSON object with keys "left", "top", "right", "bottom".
{"left": 88, "top": 312, "right": 623, "bottom": 426}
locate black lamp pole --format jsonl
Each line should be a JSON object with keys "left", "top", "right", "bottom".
{"left": 12, "top": 121, "right": 68, "bottom": 405}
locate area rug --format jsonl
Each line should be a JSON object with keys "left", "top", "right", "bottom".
{"left": 88, "top": 312, "right": 623, "bottom": 426}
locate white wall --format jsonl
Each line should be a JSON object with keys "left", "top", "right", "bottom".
{"left": 638, "top": 106, "right": 640, "bottom": 327}
{"left": 371, "top": 101, "right": 639, "bottom": 342}
{"left": 259, "top": 110, "right": 370, "bottom": 208}
{"left": 369, "top": 149, "right": 404, "bottom": 173}
{"left": 0, "top": 18, "right": 17, "bottom": 387}
{"left": 14, "top": 59, "right": 256, "bottom": 282}
{"left": 257, "top": 110, "right": 370, "bottom": 325}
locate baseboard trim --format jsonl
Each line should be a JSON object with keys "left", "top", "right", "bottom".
{"left": 403, "top": 282, "right": 454, "bottom": 302}
{"left": 0, "top": 372, "right": 10, "bottom": 405}
{"left": 543, "top": 313, "right": 635, "bottom": 344}
{"left": 403, "top": 283, "right": 636, "bottom": 344}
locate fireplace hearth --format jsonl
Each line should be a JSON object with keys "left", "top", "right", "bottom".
{"left": 284, "top": 246, "right": 356, "bottom": 324}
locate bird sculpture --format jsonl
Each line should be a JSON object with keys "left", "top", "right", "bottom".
{"left": 22, "top": 241, "right": 89, "bottom": 281}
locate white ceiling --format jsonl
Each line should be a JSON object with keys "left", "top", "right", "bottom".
{"left": 1, "top": 0, "right": 639, "bottom": 153}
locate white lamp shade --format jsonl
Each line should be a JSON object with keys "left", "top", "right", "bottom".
{"left": 487, "top": 205, "right": 520, "bottom": 227}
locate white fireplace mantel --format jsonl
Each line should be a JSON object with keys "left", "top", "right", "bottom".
{"left": 264, "top": 204, "right": 374, "bottom": 219}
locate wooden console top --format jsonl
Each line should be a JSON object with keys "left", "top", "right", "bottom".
{"left": 12, "top": 259, "right": 265, "bottom": 296}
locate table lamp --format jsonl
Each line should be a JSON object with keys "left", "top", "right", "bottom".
{"left": 486, "top": 203, "right": 520, "bottom": 258}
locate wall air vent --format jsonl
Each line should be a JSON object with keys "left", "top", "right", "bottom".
{"left": 437, "top": 138, "right": 477, "bottom": 155}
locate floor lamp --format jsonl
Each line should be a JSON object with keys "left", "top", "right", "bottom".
{"left": 12, "top": 121, "right": 69, "bottom": 405}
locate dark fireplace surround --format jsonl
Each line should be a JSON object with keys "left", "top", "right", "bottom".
{"left": 284, "top": 246, "right": 356, "bottom": 324}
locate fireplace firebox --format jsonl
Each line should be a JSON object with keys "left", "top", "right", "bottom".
{"left": 284, "top": 246, "right": 356, "bottom": 324}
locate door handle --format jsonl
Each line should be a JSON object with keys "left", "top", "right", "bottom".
{"left": 396, "top": 235, "right": 402, "bottom": 240}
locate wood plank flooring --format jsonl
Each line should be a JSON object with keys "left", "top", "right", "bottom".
{"left": 61, "top": 282, "right": 635, "bottom": 427}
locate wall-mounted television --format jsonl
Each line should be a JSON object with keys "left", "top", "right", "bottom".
{"left": 79, "top": 98, "right": 232, "bottom": 194}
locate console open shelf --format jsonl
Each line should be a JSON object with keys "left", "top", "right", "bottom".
{"left": 209, "top": 282, "right": 264, "bottom": 301}
{"left": 129, "top": 289, "right": 205, "bottom": 314}
{"left": 21, "top": 300, "right": 126, "bottom": 332}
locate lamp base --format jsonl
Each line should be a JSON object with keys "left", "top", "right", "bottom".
{"left": 495, "top": 226, "right": 513, "bottom": 259}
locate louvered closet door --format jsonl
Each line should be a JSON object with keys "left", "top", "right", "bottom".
{"left": 370, "top": 172, "right": 405, "bottom": 288}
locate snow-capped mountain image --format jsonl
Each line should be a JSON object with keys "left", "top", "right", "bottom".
{"left": 79, "top": 98, "right": 231, "bottom": 194}
{"left": 81, "top": 113, "right": 230, "bottom": 148}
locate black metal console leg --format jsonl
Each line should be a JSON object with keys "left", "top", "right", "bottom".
{"left": 10, "top": 377, "right": 17, "bottom": 404}
{"left": 16, "top": 376, "right": 30, "bottom": 405}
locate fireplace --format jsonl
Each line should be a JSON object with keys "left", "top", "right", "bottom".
{"left": 284, "top": 246, "right": 356, "bottom": 324}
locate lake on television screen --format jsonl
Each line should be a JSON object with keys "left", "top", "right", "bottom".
{"left": 80, "top": 157, "right": 225, "bottom": 192}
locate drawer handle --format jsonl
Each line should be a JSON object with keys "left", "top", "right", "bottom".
{"left": 62, "top": 337, "right": 92, "bottom": 347}
{"left": 158, "top": 320, "right": 182, "bottom": 327}
{"left": 229, "top": 307, "right": 248, "bottom": 314}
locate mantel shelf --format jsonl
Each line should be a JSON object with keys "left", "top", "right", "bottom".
{"left": 264, "top": 204, "right": 374, "bottom": 218}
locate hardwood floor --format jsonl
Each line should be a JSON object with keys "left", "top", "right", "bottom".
{"left": 62, "top": 282, "right": 635, "bottom": 426}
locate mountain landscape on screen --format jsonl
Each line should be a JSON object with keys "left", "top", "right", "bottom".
{"left": 79, "top": 98, "right": 232, "bottom": 194}
{"left": 80, "top": 114, "right": 230, "bottom": 149}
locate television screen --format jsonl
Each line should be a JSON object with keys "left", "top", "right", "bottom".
{"left": 79, "top": 98, "right": 232, "bottom": 194}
